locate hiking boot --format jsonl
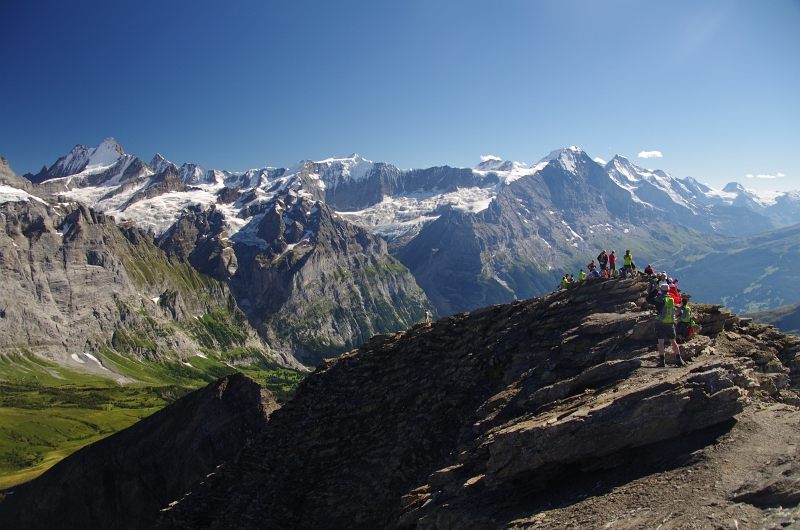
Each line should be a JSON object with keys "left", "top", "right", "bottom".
{"left": 655, "top": 356, "right": 665, "bottom": 368}
{"left": 674, "top": 355, "right": 687, "bottom": 367}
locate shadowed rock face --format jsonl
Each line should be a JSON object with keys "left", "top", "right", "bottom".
{"left": 157, "top": 278, "right": 800, "bottom": 529}
{"left": 0, "top": 373, "right": 278, "bottom": 530}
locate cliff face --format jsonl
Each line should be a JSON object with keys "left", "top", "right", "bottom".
{"left": 157, "top": 277, "right": 800, "bottom": 529}
{"left": 0, "top": 373, "right": 278, "bottom": 530}
{"left": 0, "top": 194, "right": 296, "bottom": 370}
{"left": 158, "top": 192, "right": 436, "bottom": 366}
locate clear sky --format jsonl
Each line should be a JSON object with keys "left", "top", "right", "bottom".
{"left": 1, "top": 0, "right": 798, "bottom": 191}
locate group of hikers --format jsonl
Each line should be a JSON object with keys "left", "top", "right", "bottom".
{"left": 559, "top": 249, "right": 636, "bottom": 285}
{"left": 559, "top": 249, "right": 697, "bottom": 368}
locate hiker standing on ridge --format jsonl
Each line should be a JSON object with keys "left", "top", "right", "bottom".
{"left": 609, "top": 250, "right": 617, "bottom": 277}
{"left": 597, "top": 250, "right": 609, "bottom": 274}
{"left": 654, "top": 282, "right": 686, "bottom": 367}
{"left": 623, "top": 250, "right": 633, "bottom": 278}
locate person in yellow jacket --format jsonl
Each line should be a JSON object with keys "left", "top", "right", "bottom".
{"left": 623, "top": 250, "right": 633, "bottom": 277}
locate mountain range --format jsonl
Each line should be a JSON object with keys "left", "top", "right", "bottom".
{"left": 3, "top": 139, "right": 800, "bottom": 368}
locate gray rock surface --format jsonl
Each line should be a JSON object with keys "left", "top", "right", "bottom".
{"left": 0, "top": 192, "right": 296, "bottom": 370}
{"left": 158, "top": 191, "right": 436, "bottom": 366}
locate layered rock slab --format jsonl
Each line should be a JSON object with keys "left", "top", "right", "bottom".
{"left": 0, "top": 373, "right": 278, "bottom": 530}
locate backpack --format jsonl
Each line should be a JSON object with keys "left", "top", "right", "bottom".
{"left": 658, "top": 296, "right": 674, "bottom": 324}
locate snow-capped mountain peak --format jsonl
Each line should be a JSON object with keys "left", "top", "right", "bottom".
{"left": 150, "top": 153, "right": 175, "bottom": 174}
{"left": 84, "top": 137, "right": 125, "bottom": 171}
{"left": 535, "top": 146, "right": 586, "bottom": 174}
{"left": 606, "top": 155, "right": 644, "bottom": 183}
{"left": 315, "top": 153, "right": 375, "bottom": 183}
{"left": 723, "top": 182, "right": 746, "bottom": 194}
{"left": 473, "top": 156, "right": 517, "bottom": 172}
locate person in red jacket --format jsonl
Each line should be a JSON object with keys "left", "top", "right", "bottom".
{"left": 608, "top": 250, "right": 617, "bottom": 277}
{"left": 668, "top": 279, "right": 681, "bottom": 305}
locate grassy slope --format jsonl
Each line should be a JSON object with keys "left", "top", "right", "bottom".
{"left": 0, "top": 350, "right": 303, "bottom": 490}
{"left": 0, "top": 225, "right": 310, "bottom": 489}
{"left": 743, "top": 302, "right": 800, "bottom": 336}
{"left": 668, "top": 224, "right": 800, "bottom": 313}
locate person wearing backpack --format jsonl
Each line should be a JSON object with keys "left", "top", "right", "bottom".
{"left": 646, "top": 276, "right": 660, "bottom": 306}
{"left": 654, "top": 282, "right": 686, "bottom": 367}
{"left": 597, "top": 250, "right": 609, "bottom": 273}
{"left": 676, "top": 297, "right": 696, "bottom": 341}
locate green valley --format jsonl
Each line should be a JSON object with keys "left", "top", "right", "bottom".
{"left": 0, "top": 351, "right": 304, "bottom": 490}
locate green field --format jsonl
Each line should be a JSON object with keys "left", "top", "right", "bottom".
{"left": 0, "top": 351, "right": 304, "bottom": 490}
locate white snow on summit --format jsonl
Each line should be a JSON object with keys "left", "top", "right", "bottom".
{"left": 316, "top": 154, "right": 376, "bottom": 186}
{"left": 534, "top": 147, "right": 584, "bottom": 174}
{"left": 605, "top": 155, "right": 697, "bottom": 212}
{"left": 84, "top": 138, "right": 125, "bottom": 172}
{"left": 472, "top": 158, "right": 531, "bottom": 185}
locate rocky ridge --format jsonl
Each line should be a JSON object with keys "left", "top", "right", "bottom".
{"left": 0, "top": 373, "right": 278, "bottom": 530}
{"left": 158, "top": 277, "right": 800, "bottom": 529}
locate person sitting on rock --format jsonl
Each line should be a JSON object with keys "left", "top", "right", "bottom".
{"left": 587, "top": 260, "right": 596, "bottom": 273}
{"left": 579, "top": 269, "right": 586, "bottom": 281}
{"left": 654, "top": 282, "right": 686, "bottom": 367}
{"left": 644, "top": 264, "right": 654, "bottom": 276}
{"left": 560, "top": 274, "right": 569, "bottom": 289}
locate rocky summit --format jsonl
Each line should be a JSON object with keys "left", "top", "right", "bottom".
{"left": 145, "top": 277, "right": 800, "bottom": 529}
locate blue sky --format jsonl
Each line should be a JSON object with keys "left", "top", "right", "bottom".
{"left": 1, "top": 0, "right": 798, "bottom": 191}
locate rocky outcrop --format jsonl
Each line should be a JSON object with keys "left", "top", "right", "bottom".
{"left": 0, "top": 373, "right": 279, "bottom": 530}
{"left": 158, "top": 277, "right": 800, "bottom": 529}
